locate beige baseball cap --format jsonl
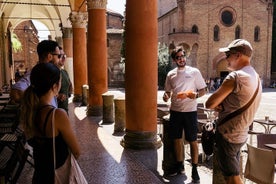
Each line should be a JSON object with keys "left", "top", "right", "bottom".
{"left": 219, "top": 39, "right": 253, "bottom": 57}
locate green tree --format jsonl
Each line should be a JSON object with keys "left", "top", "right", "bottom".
{"left": 11, "top": 33, "right": 22, "bottom": 53}
{"left": 158, "top": 43, "right": 171, "bottom": 89}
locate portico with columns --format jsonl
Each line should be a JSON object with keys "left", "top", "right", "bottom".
{"left": 0, "top": 0, "right": 161, "bottom": 149}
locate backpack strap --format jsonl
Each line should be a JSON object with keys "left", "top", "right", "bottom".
{"left": 217, "top": 78, "right": 260, "bottom": 127}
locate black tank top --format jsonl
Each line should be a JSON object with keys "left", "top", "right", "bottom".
{"left": 31, "top": 106, "right": 69, "bottom": 184}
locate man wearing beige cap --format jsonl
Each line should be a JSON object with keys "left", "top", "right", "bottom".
{"left": 205, "top": 39, "right": 262, "bottom": 184}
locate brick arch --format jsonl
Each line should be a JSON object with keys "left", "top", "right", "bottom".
{"left": 177, "top": 42, "right": 190, "bottom": 54}
{"left": 169, "top": 42, "right": 176, "bottom": 50}
{"left": 212, "top": 53, "right": 229, "bottom": 77}
{"left": 216, "top": 59, "right": 229, "bottom": 77}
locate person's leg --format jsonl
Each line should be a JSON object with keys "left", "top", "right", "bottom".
{"left": 189, "top": 140, "right": 200, "bottom": 183}
{"left": 168, "top": 111, "right": 185, "bottom": 175}
{"left": 183, "top": 111, "right": 200, "bottom": 183}
{"left": 190, "top": 141, "right": 199, "bottom": 165}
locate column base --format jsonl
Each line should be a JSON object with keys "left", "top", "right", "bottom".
{"left": 121, "top": 129, "right": 162, "bottom": 149}
{"left": 73, "top": 94, "right": 82, "bottom": 103}
{"left": 87, "top": 105, "right": 103, "bottom": 116}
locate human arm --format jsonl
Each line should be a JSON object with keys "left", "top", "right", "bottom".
{"left": 163, "top": 91, "right": 171, "bottom": 102}
{"left": 205, "top": 79, "right": 235, "bottom": 110}
{"left": 55, "top": 109, "right": 81, "bottom": 159}
{"left": 185, "top": 88, "right": 207, "bottom": 99}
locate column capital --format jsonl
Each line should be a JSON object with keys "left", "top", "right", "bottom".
{"left": 87, "top": 0, "right": 107, "bottom": 10}
{"left": 62, "top": 27, "right": 73, "bottom": 39}
{"left": 69, "top": 11, "right": 88, "bottom": 28}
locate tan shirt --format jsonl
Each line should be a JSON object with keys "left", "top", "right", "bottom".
{"left": 218, "top": 66, "right": 262, "bottom": 143}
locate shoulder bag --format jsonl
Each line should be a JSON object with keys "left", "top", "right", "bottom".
{"left": 52, "top": 108, "right": 88, "bottom": 184}
{"left": 201, "top": 79, "right": 260, "bottom": 156}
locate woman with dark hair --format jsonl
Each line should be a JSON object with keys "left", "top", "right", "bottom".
{"left": 21, "top": 63, "right": 80, "bottom": 184}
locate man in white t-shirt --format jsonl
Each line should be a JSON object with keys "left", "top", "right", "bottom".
{"left": 163, "top": 47, "right": 207, "bottom": 183}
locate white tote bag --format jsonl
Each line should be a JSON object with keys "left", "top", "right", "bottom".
{"left": 52, "top": 108, "right": 88, "bottom": 184}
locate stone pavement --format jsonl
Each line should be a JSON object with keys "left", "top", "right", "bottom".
{"left": 17, "top": 88, "right": 276, "bottom": 184}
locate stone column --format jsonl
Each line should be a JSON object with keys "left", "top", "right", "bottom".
{"left": 69, "top": 11, "right": 88, "bottom": 102}
{"left": 121, "top": 0, "right": 162, "bottom": 149}
{"left": 114, "top": 97, "right": 125, "bottom": 133}
{"left": 102, "top": 92, "right": 114, "bottom": 124}
{"left": 86, "top": 0, "right": 108, "bottom": 116}
{"left": 62, "top": 27, "right": 74, "bottom": 88}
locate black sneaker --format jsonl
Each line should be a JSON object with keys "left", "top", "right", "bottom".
{"left": 192, "top": 166, "right": 200, "bottom": 183}
{"left": 178, "top": 164, "right": 185, "bottom": 174}
{"left": 164, "top": 168, "right": 178, "bottom": 177}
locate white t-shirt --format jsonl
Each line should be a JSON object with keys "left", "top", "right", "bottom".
{"left": 164, "top": 66, "right": 206, "bottom": 112}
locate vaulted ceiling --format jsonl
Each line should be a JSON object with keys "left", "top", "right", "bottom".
{"left": 0, "top": 0, "right": 84, "bottom": 38}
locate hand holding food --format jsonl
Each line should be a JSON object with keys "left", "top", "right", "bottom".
{"left": 185, "top": 90, "right": 197, "bottom": 99}
{"left": 177, "top": 90, "right": 197, "bottom": 99}
{"left": 176, "top": 91, "right": 188, "bottom": 99}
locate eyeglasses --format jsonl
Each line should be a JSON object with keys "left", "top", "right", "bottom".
{"left": 175, "top": 55, "right": 186, "bottom": 60}
{"left": 51, "top": 53, "right": 62, "bottom": 59}
{"left": 225, "top": 51, "right": 237, "bottom": 59}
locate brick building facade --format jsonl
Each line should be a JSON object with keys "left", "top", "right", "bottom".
{"left": 13, "top": 20, "right": 39, "bottom": 76}
{"left": 158, "top": 0, "right": 273, "bottom": 87}
{"left": 106, "top": 10, "right": 124, "bottom": 87}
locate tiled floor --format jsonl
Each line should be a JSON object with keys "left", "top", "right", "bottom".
{"left": 18, "top": 88, "right": 276, "bottom": 184}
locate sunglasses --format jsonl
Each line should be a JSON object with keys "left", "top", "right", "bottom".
{"left": 51, "top": 53, "right": 62, "bottom": 59}
{"left": 225, "top": 51, "right": 237, "bottom": 59}
{"left": 175, "top": 55, "right": 186, "bottom": 60}
{"left": 61, "top": 54, "right": 66, "bottom": 59}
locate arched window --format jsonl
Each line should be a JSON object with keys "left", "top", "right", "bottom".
{"left": 173, "top": 28, "right": 176, "bottom": 33}
{"left": 192, "top": 25, "right": 198, "bottom": 33}
{"left": 235, "top": 26, "right": 240, "bottom": 39}
{"left": 254, "top": 26, "right": 260, "bottom": 42}
{"left": 214, "top": 25, "right": 220, "bottom": 41}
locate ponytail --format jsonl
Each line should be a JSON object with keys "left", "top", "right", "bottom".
{"left": 20, "top": 86, "right": 39, "bottom": 138}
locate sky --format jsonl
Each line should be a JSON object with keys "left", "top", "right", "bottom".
{"left": 33, "top": 0, "right": 126, "bottom": 41}
{"left": 107, "top": 0, "right": 126, "bottom": 15}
